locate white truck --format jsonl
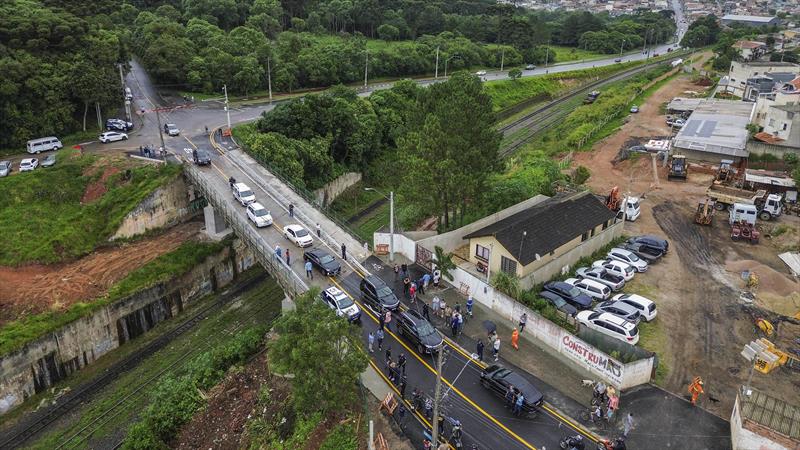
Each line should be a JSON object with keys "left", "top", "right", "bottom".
{"left": 706, "top": 185, "right": 782, "bottom": 221}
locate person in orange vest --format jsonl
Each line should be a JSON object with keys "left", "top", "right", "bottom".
{"left": 511, "top": 327, "right": 519, "bottom": 350}
{"left": 688, "top": 376, "right": 704, "bottom": 405}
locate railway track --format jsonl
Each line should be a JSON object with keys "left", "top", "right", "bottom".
{"left": 498, "top": 53, "right": 688, "bottom": 158}
{"left": 0, "top": 273, "right": 270, "bottom": 450}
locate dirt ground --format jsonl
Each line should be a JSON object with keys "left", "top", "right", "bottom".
{"left": 0, "top": 222, "right": 203, "bottom": 326}
{"left": 572, "top": 53, "right": 800, "bottom": 417}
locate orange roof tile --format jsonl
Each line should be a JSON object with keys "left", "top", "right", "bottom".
{"left": 753, "top": 132, "right": 785, "bottom": 144}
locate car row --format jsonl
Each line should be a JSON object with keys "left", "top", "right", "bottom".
{"left": 106, "top": 118, "right": 133, "bottom": 131}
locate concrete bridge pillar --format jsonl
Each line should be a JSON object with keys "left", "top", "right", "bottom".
{"left": 203, "top": 205, "right": 232, "bottom": 240}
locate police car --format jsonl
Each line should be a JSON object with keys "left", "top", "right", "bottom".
{"left": 321, "top": 286, "right": 361, "bottom": 323}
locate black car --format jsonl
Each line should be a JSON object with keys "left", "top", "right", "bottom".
{"left": 538, "top": 291, "right": 577, "bottom": 317}
{"left": 542, "top": 281, "right": 592, "bottom": 310}
{"left": 303, "top": 248, "right": 341, "bottom": 276}
{"left": 192, "top": 149, "right": 212, "bottom": 166}
{"left": 106, "top": 118, "right": 133, "bottom": 131}
{"left": 623, "top": 242, "right": 664, "bottom": 262}
{"left": 360, "top": 275, "right": 400, "bottom": 312}
{"left": 628, "top": 235, "right": 668, "bottom": 253}
{"left": 396, "top": 309, "right": 443, "bottom": 354}
{"left": 480, "top": 365, "right": 544, "bottom": 417}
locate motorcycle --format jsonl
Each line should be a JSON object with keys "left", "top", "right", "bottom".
{"left": 560, "top": 435, "right": 585, "bottom": 450}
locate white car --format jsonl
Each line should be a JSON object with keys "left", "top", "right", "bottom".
{"left": 607, "top": 248, "right": 648, "bottom": 272}
{"left": 612, "top": 293, "right": 657, "bottom": 322}
{"left": 19, "top": 158, "right": 38, "bottom": 172}
{"left": 165, "top": 123, "right": 180, "bottom": 136}
{"left": 591, "top": 259, "right": 635, "bottom": 281}
{"left": 246, "top": 202, "right": 273, "bottom": 227}
{"left": 99, "top": 131, "right": 128, "bottom": 143}
{"left": 321, "top": 286, "right": 361, "bottom": 323}
{"left": 476, "top": 70, "right": 487, "bottom": 76}
{"left": 576, "top": 311, "right": 639, "bottom": 345}
{"left": 284, "top": 224, "right": 313, "bottom": 247}
{"left": 232, "top": 183, "right": 256, "bottom": 206}
{"left": 564, "top": 277, "right": 610, "bottom": 301}
{"left": 575, "top": 267, "right": 625, "bottom": 291}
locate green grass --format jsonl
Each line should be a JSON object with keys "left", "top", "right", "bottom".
{"left": 352, "top": 203, "right": 390, "bottom": 243}
{"left": 0, "top": 127, "right": 101, "bottom": 158}
{"left": 319, "top": 418, "right": 359, "bottom": 450}
{"left": 0, "top": 240, "right": 228, "bottom": 358}
{"left": 0, "top": 151, "right": 182, "bottom": 266}
{"left": 328, "top": 182, "right": 385, "bottom": 221}
{"left": 24, "top": 274, "right": 284, "bottom": 450}
{"left": 550, "top": 45, "right": 605, "bottom": 62}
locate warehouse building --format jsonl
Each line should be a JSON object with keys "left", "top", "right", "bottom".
{"left": 672, "top": 99, "right": 755, "bottom": 163}
{"left": 721, "top": 14, "right": 779, "bottom": 27}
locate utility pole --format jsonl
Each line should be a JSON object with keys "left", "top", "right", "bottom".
{"left": 430, "top": 347, "right": 445, "bottom": 446}
{"left": 435, "top": 46, "right": 440, "bottom": 79}
{"left": 223, "top": 84, "right": 231, "bottom": 132}
{"left": 389, "top": 191, "right": 395, "bottom": 262}
{"left": 619, "top": 39, "right": 625, "bottom": 57}
{"left": 544, "top": 39, "right": 551, "bottom": 67}
{"left": 364, "top": 50, "right": 369, "bottom": 89}
{"left": 500, "top": 48, "right": 505, "bottom": 72}
{"left": 155, "top": 108, "right": 165, "bottom": 150}
{"left": 118, "top": 64, "right": 131, "bottom": 122}
{"left": 267, "top": 56, "right": 273, "bottom": 103}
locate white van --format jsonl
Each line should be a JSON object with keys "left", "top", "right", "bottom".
{"left": 27, "top": 137, "right": 63, "bottom": 154}
{"left": 729, "top": 203, "right": 757, "bottom": 226}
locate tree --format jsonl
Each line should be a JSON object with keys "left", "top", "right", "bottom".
{"left": 269, "top": 289, "right": 368, "bottom": 414}
{"left": 433, "top": 246, "right": 456, "bottom": 281}
{"left": 492, "top": 271, "right": 520, "bottom": 298}
{"left": 508, "top": 67, "right": 522, "bottom": 80}
{"left": 377, "top": 24, "right": 399, "bottom": 41}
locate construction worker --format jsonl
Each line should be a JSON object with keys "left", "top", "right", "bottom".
{"left": 688, "top": 376, "right": 704, "bottom": 406}
{"left": 511, "top": 328, "right": 519, "bottom": 350}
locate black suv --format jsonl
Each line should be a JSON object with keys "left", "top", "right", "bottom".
{"left": 542, "top": 281, "right": 592, "bottom": 310}
{"left": 628, "top": 235, "right": 668, "bottom": 253}
{"left": 396, "top": 309, "right": 443, "bottom": 354}
{"left": 359, "top": 275, "right": 400, "bottom": 312}
{"left": 304, "top": 248, "right": 341, "bottom": 276}
{"left": 192, "top": 149, "right": 211, "bottom": 166}
{"left": 480, "top": 365, "right": 543, "bottom": 417}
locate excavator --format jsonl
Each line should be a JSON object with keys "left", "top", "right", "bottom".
{"left": 668, "top": 155, "right": 687, "bottom": 181}
{"left": 694, "top": 199, "right": 714, "bottom": 226}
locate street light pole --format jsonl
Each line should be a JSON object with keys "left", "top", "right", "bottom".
{"left": 223, "top": 84, "right": 231, "bottom": 131}
{"left": 267, "top": 56, "right": 273, "bottom": 103}
{"left": 118, "top": 64, "right": 131, "bottom": 122}
{"left": 430, "top": 347, "right": 444, "bottom": 447}
{"left": 364, "top": 50, "right": 369, "bottom": 89}
{"left": 500, "top": 48, "right": 505, "bottom": 72}
{"left": 365, "top": 188, "right": 394, "bottom": 262}
{"left": 435, "top": 46, "right": 440, "bottom": 79}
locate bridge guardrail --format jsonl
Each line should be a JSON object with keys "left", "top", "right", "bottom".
{"left": 184, "top": 164, "right": 310, "bottom": 297}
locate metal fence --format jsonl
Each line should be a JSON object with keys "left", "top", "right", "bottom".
{"left": 184, "top": 164, "right": 309, "bottom": 297}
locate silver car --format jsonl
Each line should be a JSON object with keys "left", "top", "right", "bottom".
{"left": 575, "top": 267, "right": 626, "bottom": 291}
{"left": 0, "top": 160, "right": 11, "bottom": 177}
{"left": 595, "top": 300, "right": 641, "bottom": 323}
{"left": 41, "top": 154, "right": 56, "bottom": 167}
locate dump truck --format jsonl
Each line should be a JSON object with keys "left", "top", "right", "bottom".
{"left": 706, "top": 184, "right": 783, "bottom": 220}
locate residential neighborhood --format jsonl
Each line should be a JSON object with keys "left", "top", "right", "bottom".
{"left": 0, "top": 2, "right": 798, "bottom": 450}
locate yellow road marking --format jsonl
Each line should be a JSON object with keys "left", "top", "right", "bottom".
{"left": 327, "top": 277, "right": 537, "bottom": 450}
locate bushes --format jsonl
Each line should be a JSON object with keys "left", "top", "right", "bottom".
{"left": 121, "top": 327, "right": 266, "bottom": 449}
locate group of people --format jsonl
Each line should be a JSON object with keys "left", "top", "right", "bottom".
{"left": 504, "top": 385, "right": 527, "bottom": 416}
{"left": 138, "top": 145, "right": 165, "bottom": 159}
{"left": 590, "top": 381, "right": 624, "bottom": 428}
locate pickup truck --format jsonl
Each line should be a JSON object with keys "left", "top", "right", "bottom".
{"left": 705, "top": 185, "right": 782, "bottom": 220}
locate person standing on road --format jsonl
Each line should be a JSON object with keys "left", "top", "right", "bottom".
{"left": 457, "top": 311, "right": 463, "bottom": 335}
{"left": 399, "top": 375, "right": 407, "bottom": 399}
{"left": 623, "top": 412, "right": 634, "bottom": 436}
{"left": 305, "top": 260, "right": 313, "bottom": 279}
{"left": 437, "top": 414, "right": 445, "bottom": 435}
{"left": 285, "top": 249, "right": 290, "bottom": 265}
{"left": 511, "top": 328, "right": 519, "bottom": 350}
{"left": 505, "top": 385, "right": 516, "bottom": 408}
{"left": 417, "top": 276, "right": 426, "bottom": 295}
{"left": 422, "top": 302, "right": 430, "bottom": 321}
{"left": 376, "top": 328, "right": 384, "bottom": 350}
{"left": 514, "top": 393, "right": 525, "bottom": 416}
{"left": 432, "top": 296, "right": 440, "bottom": 317}
{"left": 316, "top": 222, "right": 321, "bottom": 238}
{"left": 398, "top": 353, "right": 407, "bottom": 374}
{"left": 341, "top": 243, "right": 346, "bottom": 261}
{"left": 409, "top": 283, "right": 417, "bottom": 303}
{"left": 403, "top": 277, "right": 410, "bottom": 296}
{"left": 384, "top": 310, "right": 392, "bottom": 332}
{"left": 476, "top": 339, "right": 484, "bottom": 361}
{"left": 275, "top": 245, "right": 282, "bottom": 260}
{"left": 385, "top": 346, "right": 392, "bottom": 366}
{"left": 493, "top": 336, "right": 501, "bottom": 361}
{"left": 422, "top": 272, "right": 431, "bottom": 290}
{"left": 433, "top": 269, "right": 441, "bottom": 287}
{"left": 393, "top": 264, "right": 399, "bottom": 280}
{"left": 466, "top": 295, "right": 473, "bottom": 317}
{"left": 368, "top": 331, "right": 375, "bottom": 353}
{"left": 401, "top": 263, "right": 407, "bottom": 278}
{"left": 607, "top": 394, "right": 619, "bottom": 421}
{"left": 519, "top": 312, "right": 528, "bottom": 333}
{"left": 288, "top": 203, "right": 294, "bottom": 217}
{"left": 450, "top": 313, "right": 459, "bottom": 337}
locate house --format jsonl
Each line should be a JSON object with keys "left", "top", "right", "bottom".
{"left": 743, "top": 73, "right": 799, "bottom": 101}
{"left": 751, "top": 76, "right": 800, "bottom": 151}
{"left": 733, "top": 40, "right": 768, "bottom": 61}
{"left": 672, "top": 99, "right": 755, "bottom": 163}
{"left": 462, "top": 191, "right": 620, "bottom": 287}
{"left": 725, "top": 61, "right": 800, "bottom": 97}
{"left": 721, "top": 14, "right": 779, "bottom": 27}
{"left": 730, "top": 389, "right": 800, "bottom": 450}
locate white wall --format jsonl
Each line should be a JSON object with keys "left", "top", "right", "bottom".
{"left": 731, "top": 395, "right": 793, "bottom": 450}
{"left": 374, "top": 232, "right": 417, "bottom": 261}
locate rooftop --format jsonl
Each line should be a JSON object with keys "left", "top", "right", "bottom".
{"left": 722, "top": 14, "right": 777, "bottom": 22}
{"left": 673, "top": 100, "right": 755, "bottom": 158}
{"left": 739, "top": 389, "right": 800, "bottom": 440}
{"left": 666, "top": 97, "right": 706, "bottom": 112}
{"left": 463, "top": 192, "right": 616, "bottom": 266}
{"left": 734, "top": 40, "right": 766, "bottom": 49}
{"left": 774, "top": 104, "right": 800, "bottom": 113}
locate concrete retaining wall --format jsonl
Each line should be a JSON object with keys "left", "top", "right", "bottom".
{"left": 746, "top": 140, "right": 800, "bottom": 160}
{"left": 372, "top": 232, "right": 654, "bottom": 389}
{"left": 112, "top": 175, "right": 193, "bottom": 240}
{"left": 313, "top": 172, "right": 361, "bottom": 207}
{"left": 0, "top": 239, "right": 256, "bottom": 415}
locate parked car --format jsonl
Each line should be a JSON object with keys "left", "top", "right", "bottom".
{"left": 564, "top": 277, "right": 611, "bottom": 301}
{"left": 591, "top": 259, "right": 635, "bottom": 281}
{"left": 630, "top": 105, "right": 639, "bottom": 113}
{"left": 396, "top": 309, "right": 443, "bottom": 354}
{"left": 304, "top": 248, "right": 341, "bottom": 276}
{"left": 165, "top": 123, "right": 180, "bottom": 136}
{"left": 575, "top": 267, "right": 625, "bottom": 291}
{"left": 594, "top": 300, "right": 641, "bottom": 323}
{"left": 99, "top": 131, "right": 128, "bottom": 143}
{"left": 628, "top": 145, "right": 648, "bottom": 153}
{"left": 480, "top": 365, "right": 543, "bottom": 417}
{"left": 475, "top": 70, "right": 487, "bottom": 76}
{"left": 538, "top": 291, "right": 578, "bottom": 317}
{"left": 193, "top": 149, "right": 211, "bottom": 165}
{"left": 525, "top": 64, "right": 536, "bottom": 70}
{"left": 0, "top": 160, "right": 11, "bottom": 177}
{"left": 542, "top": 281, "right": 592, "bottom": 310}
{"left": 232, "top": 182, "right": 256, "bottom": 206}
{"left": 576, "top": 311, "right": 639, "bottom": 345}
{"left": 321, "top": 286, "right": 361, "bottom": 323}
{"left": 27, "top": 137, "right": 62, "bottom": 154}
{"left": 41, "top": 154, "right": 56, "bottom": 168}
{"left": 19, "top": 158, "right": 38, "bottom": 172}
{"left": 246, "top": 202, "right": 272, "bottom": 227}
{"left": 621, "top": 242, "right": 663, "bottom": 262}
{"left": 671, "top": 118, "right": 686, "bottom": 128}
{"left": 106, "top": 118, "right": 133, "bottom": 131}
{"left": 360, "top": 275, "right": 400, "bottom": 312}
{"left": 628, "top": 235, "right": 669, "bottom": 254}
{"left": 284, "top": 224, "right": 313, "bottom": 247}
{"left": 607, "top": 248, "right": 649, "bottom": 272}
{"left": 614, "top": 58, "right": 622, "bottom": 63}
{"left": 613, "top": 293, "right": 657, "bottom": 322}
